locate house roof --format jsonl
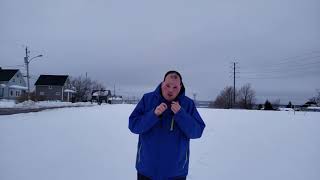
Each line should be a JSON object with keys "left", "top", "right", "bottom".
{"left": 0, "top": 69, "right": 19, "bottom": 81}
{"left": 35, "top": 75, "right": 68, "bottom": 86}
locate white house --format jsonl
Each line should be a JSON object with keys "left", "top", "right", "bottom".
{"left": 0, "top": 67, "right": 28, "bottom": 100}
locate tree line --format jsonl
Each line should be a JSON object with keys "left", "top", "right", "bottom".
{"left": 65, "top": 75, "right": 105, "bottom": 102}
{"left": 209, "top": 84, "right": 320, "bottom": 110}
{"left": 210, "top": 83, "right": 256, "bottom": 109}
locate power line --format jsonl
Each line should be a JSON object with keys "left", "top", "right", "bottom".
{"left": 239, "top": 55, "right": 320, "bottom": 80}
{"left": 246, "top": 58, "right": 320, "bottom": 71}
{"left": 270, "top": 55, "right": 320, "bottom": 66}
{"left": 241, "top": 57, "right": 320, "bottom": 72}
{"left": 2, "top": 64, "right": 25, "bottom": 68}
{"left": 240, "top": 70, "right": 320, "bottom": 79}
{"left": 240, "top": 51, "right": 320, "bottom": 70}
{"left": 240, "top": 62, "right": 320, "bottom": 74}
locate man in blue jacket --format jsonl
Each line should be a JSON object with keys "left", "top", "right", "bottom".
{"left": 129, "top": 71, "right": 206, "bottom": 180}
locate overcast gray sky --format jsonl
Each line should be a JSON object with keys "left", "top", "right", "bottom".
{"left": 1, "top": 0, "right": 319, "bottom": 104}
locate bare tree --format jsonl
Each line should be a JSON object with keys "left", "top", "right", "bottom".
{"left": 91, "top": 80, "right": 105, "bottom": 91}
{"left": 211, "top": 86, "right": 235, "bottom": 109}
{"left": 272, "top": 99, "right": 281, "bottom": 110}
{"left": 309, "top": 89, "right": 320, "bottom": 106}
{"left": 68, "top": 75, "right": 105, "bottom": 102}
{"left": 315, "top": 89, "right": 320, "bottom": 105}
{"left": 211, "top": 83, "right": 257, "bottom": 109}
{"left": 237, "top": 83, "right": 256, "bottom": 109}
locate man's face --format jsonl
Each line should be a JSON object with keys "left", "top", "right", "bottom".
{"left": 161, "top": 74, "right": 182, "bottom": 102}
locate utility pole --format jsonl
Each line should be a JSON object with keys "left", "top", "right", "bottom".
{"left": 193, "top": 92, "right": 197, "bottom": 107}
{"left": 24, "top": 47, "right": 30, "bottom": 99}
{"left": 24, "top": 46, "right": 43, "bottom": 100}
{"left": 230, "top": 62, "right": 239, "bottom": 108}
{"left": 233, "top": 62, "right": 236, "bottom": 106}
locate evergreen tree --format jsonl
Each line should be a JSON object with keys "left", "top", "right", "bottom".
{"left": 286, "top": 101, "right": 293, "bottom": 108}
{"left": 264, "top": 100, "right": 274, "bottom": 110}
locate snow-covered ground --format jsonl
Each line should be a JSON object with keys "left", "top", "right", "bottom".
{"left": 0, "top": 105, "right": 319, "bottom": 180}
{"left": 0, "top": 99, "right": 94, "bottom": 109}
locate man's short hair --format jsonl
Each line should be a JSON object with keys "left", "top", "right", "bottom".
{"left": 163, "top": 70, "right": 183, "bottom": 85}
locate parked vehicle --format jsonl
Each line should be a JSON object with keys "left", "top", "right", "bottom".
{"left": 90, "top": 89, "right": 111, "bottom": 105}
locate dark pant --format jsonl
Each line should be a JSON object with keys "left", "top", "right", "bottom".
{"left": 138, "top": 173, "right": 186, "bottom": 180}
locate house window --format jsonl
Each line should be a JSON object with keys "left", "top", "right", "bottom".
{"left": 40, "top": 92, "right": 45, "bottom": 96}
{"left": 17, "top": 74, "right": 20, "bottom": 78}
{"left": 48, "top": 86, "right": 52, "bottom": 89}
{"left": 56, "top": 92, "right": 60, "bottom": 96}
{"left": 15, "top": 91, "right": 21, "bottom": 96}
{"left": 10, "top": 90, "right": 13, "bottom": 96}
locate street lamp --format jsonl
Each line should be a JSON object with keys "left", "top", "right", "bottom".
{"left": 24, "top": 47, "right": 43, "bottom": 100}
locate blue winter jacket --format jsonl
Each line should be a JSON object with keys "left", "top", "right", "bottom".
{"left": 129, "top": 84, "right": 206, "bottom": 180}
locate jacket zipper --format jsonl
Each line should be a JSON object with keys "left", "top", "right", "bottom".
{"left": 183, "top": 149, "right": 188, "bottom": 169}
{"left": 138, "top": 143, "right": 142, "bottom": 163}
{"left": 170, "top": 117, "right": 174, "bottom": 131}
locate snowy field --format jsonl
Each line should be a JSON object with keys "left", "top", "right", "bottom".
{"left": 0, "top": 104, "right": 319, "bottom": 180}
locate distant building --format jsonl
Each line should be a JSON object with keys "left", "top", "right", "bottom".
{"left": 302, "top": 101, "right": 317, "bottom": 107}
{"left": 0, "top": 67, "right": 27, "bottom": 100}
{"left": 195, "top": 100, "right": 211, "bottom": 108}
{"left": 110, "top": 95, "right": 123, "bottom": 104}
{"left": 301, "top": 100, "right": 319, "bottom": 112}
{"left": 34, "top": 75, "right": 75, "bottom": 101}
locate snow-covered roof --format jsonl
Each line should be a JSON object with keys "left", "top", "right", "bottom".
{"left": 64, "top": 89, "right": 76, "bottom": 93}
{"left": 0, "top": 84, "right": 6, "bottom": 87}
{"left": 307, "top": 106, "right": 320, "bottom": 110}
{"left": 92, "top": 91, "right": 109, "bottom": 96}
{"left": 9, "top": 85, "right": 28, "bottom": 90}
{"left": 279, "top": 108, "right": 294, "bottom": 111}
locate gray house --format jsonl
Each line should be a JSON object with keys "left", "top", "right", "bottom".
{"left": 0, "top": 67, "right": 27, "bottom": 100}
{"left": 35, "top": 75, "right": 74, "bottom": 101}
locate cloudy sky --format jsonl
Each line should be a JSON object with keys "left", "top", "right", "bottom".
{"left": 1, "top": 0, "right": 319, "bottom": 104}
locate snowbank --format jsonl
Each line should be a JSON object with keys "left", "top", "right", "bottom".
{"left": 0, "top": 99, "right": 95, "bottom": 109}
{"left": 0, "top": 99, "right": 16, "bottom": 108}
